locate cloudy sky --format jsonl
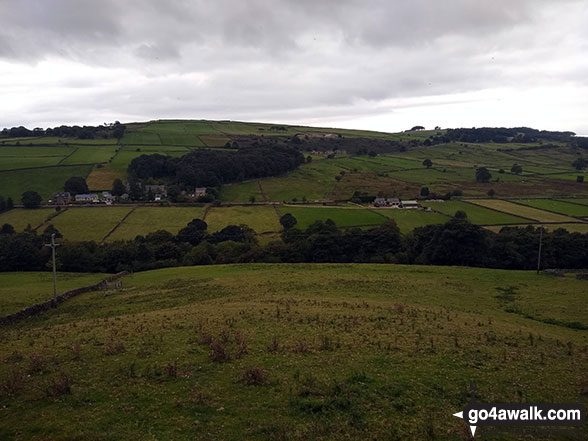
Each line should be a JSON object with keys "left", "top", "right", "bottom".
{"left": 1, "top": 0, "right": 587, "bottom": 133}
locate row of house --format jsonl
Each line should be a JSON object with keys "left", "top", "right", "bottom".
{"left": 373, "top": 198, "right": 420, "bottom": 209}
{"left": 51, "top": 191, "right": 114, "bottom": 205}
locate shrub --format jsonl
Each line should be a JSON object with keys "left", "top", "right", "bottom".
{"left": 238, "top": 367, "right": 268, "bottom": 386}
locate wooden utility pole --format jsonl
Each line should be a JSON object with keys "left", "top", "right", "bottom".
{"left": 44, "top": 233, "right": 60, "bottom": 306}
{"left": 536, "top": 226, "right": 544, "bottom": 274}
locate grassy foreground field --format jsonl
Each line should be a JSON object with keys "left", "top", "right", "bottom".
{"left": 1, "top": 264, "right": 587, "bottom": 440}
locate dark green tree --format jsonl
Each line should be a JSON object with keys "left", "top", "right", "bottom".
{"left": 21, "top": 191, "right": 42, "bottom": 208}
{"left": 280, "top": 213, "right": 298, "bottom": 230}
{"left": 112, "top": 178, "right": 126, "bottom": 197}
{"left": 64, "top": 176, "right": 89, "bottom": 195}
{"left": 455, "top": 210, "right": 468, "bottom": 219}
{"left": 475, "top": 167, "right": 492, "bottom": 183}
{"left": 420, "top": 187, "right": 430, "bottom": 197}
{"left": 422, "top": 159, "right": 433, "bottom": 168}
{"left": 510, "top": 164, "right": 523, "bottom": 174}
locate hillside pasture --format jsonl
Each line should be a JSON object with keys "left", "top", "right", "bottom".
{"left": 0, "top": 264, "right": 586, "bottom": 440}
{"left": 0, "top": 271, "right": 107, "bottom": 315}
{"left": 0, "top": 146, "right": 73, "bottom": 170}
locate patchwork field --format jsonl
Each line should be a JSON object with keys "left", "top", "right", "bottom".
{"left": 468, "top": 199, "right": 579, "bottom": 223}
{"left": 0, "top": 208, "right": 56, "bottom": 231}
{"left": 420, "top": 200, "right": 529, "bottom": 225}
{"left": 107, "top": 206, "right": 207, "bottom": 241}
{"left": 373, "top": 209, "right": 450, "bottom": 232}
{"left": 1, "top": 264, "right": 587, "bottom": 440}
{"left": 513, "top": 199, "right": 588, "bottom": 217}
{"left": 204, "top": 205, "right": 280, "bottom": 233}
{"left": 49, "top": 207, "right": 134, "bottom": 242}
{"left": 0, "top": 165, "right": 94, "bottom": 201}
{"left": 277, "top": 206, "right": 388, "bottom": 229}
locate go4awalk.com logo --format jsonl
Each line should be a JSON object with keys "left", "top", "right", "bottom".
{"left": 453, "top": 384, "right": 586, "bottom": 438}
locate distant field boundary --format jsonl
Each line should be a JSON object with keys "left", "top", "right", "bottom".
{"left": 0, "top": 271, "right": 128, "bottom": 327}
{"left": 0, "top": 162, "right": 104, "bottom": 173}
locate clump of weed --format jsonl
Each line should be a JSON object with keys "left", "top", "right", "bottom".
{"left": 165, "top": 361, "right": 178, "bottom": 378}
{"left": 209, "top": 340, "right": 231, "bottom": 363}
{"left": 292, "top": 339, "right": 311, "bottom": 354}
{"left": 267, "top": 336, "right": 280, "bottom": 353}
{"left": 70, "top": 342, "right": 82, "bottom": 361}
{"left": 103, "top": 339, "right": 125, "bottom": 356}
{"left": 238, "top": 367, "right": 268, "bottom": 386}
{"left": 1, "top": 369, "right": 25, "bottom": 396}
{"left": 4, "top": 351, "right": 23, "bottom": 363}
{"left": 45, "top": 372, "right": 72, "bottom": 398}
{"left": 319, "top": 335, "right": 334, "bottom": 351}
{"left": 28, "top": 352, "right": 47, "bottom": 374}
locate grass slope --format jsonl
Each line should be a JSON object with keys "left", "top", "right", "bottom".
{"left": 278, "top": 206, "right": 388, "bottom": 229}
{"left": 0, "top": 264, "right": 586, "bottom": 440}
{"left": 421, "top": 200, "right": 528, "bottom": 225}
{"left": 514, "top": 199, "right": 588, "bottom": 217}
{"left": 468, "top": 199, "right": 578, "bottom": 223}
{"left": 0, "top": 272, "right": 107, "bottom": 315}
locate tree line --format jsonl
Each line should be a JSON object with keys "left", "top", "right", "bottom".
{"left": 2, "top": 216, "right": 588, "bottom": 273}
{"left": 0, "top": 122, "right": 125, "bottom": 140}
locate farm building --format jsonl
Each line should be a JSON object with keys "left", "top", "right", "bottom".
{"left": 75, "top": 193, "right": 99, "bottom": 203}
{"left": 373, "top": 197, "right": 401, "bottom": 207}
{"left": 194, "top": 187, "right": 207, "bottom": 197}
{"left": 401, "top": 200, "right": 420, "bottom": 209}
{"left": 51, "top": 192, "right": 71, "bottom": 205}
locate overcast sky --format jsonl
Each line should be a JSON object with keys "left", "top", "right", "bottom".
{"left": 1, "top": 0, "right": 587, "bottom": 134}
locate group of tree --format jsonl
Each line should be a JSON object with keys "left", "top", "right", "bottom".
{"left": 0, "top": 196, "right": 14, "bottom": 212}
{"left": 128, "top": 144, "right": 305, "bottom": 190}
{"left": 444, "top": 127, "right": 575, "bottom": 144}
{"left": 0, "top": 122, "right": 125, "bottom": 140}
{"left": 3, "top": 216, "right": 588, "bottom": 273}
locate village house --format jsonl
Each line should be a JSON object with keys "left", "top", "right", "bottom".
{"left": 194, "top": 187, "right": 207, "bottom": 197}
{"left": 75, "top": 193, "right": 99, "bottom": 203}
{"left": 145, "top": 184, "right": 167, "bottom": 197}
{"left": 51, "top": 192, "right": 71, "bottom": 205}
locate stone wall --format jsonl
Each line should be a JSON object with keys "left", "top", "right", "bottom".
{"left": 0, "top": 272, "right": 128, "bottom": 327}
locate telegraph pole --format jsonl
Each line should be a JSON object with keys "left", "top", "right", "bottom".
{"left": 44, "top": 233, "right": 60, "bottom": 306}
{"left": 536, "top": 225, "right": 544, "bottom": 274}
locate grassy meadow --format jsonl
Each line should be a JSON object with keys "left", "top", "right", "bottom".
{"left": 1, "top": 264, "right": 587, "bottom": 440}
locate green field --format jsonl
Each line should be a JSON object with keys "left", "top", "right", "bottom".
{"left": 514, "top": 199, "right": 588, "bottom": 217}
{"left": 278, "top": 206, "right": 388, "bottom": 229}
{"left": 373, "top": 209, "right": 450, "bottom": 232}
{"left": 0, "top": 208, "right": 56, "bottom": 231}
{"left": 107, "top": 206, "right": 208, "bottom": 241}
{"left": 0, "top": 146, "right": 74, "bottom": 170}
{"left": 205, "top": 205, "right": 280, "bottom": 233}
{"left": 0, "top": 272, "right": 107, "bottom": 315}
{"left": 50, "top": 207, "right": 134, "bottom": 242}
{"left": 1, "top": 264, "right": 587, "bottom": 440}
{"left": 421, "top": 200, "right": 529, "bottom": 225}
{"left": 0, "top": 165, "right": 94, "bottom": 201}
{"left": 468, "top": 199, "right": 578, "bottom": 223}
{"left": 219, "top": 180, "right": 265, "bottom": 203}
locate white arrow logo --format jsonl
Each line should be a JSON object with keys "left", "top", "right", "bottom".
{"left": 453, "top": 411, "right": 477, "bottom": 437}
